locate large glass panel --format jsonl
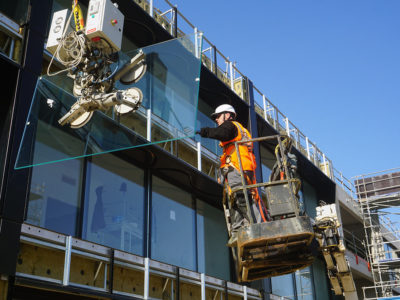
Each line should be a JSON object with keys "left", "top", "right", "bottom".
{"left": 15, "top": 33, "right": 203, "bottom": 169}
{"left": 82, "top": 154, "right": 145, "bottom": 255}
{"left": 26, "top": 142, "right": 83, "bottom": 236}
{"left": 196, "top": 110, "right": 220, "bottom": 156}
{"left": 295, "top": 267, "right": 314, "bottom": 300}
{"left": 197, "top": 200, "right": 230, "bottom": 280}
{"left": 271, "top": 274, "right": 295, "bottom": 299}
{"left": 196, "top": 97, "right": 221, "bottom": 156}
{"left": 151, "top": 176, "right": 196, "bottom": 270}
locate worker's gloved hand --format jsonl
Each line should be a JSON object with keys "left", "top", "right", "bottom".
{"left": 196, "top": 127, "right": 209, "bottom": 137}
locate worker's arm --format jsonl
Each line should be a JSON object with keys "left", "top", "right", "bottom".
{"left": 197, "top": 121, "right": 237, "bottom": 142}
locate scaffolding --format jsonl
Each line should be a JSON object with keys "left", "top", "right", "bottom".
{"left": 354, "top": 168, "right": 400, "bottom": 299}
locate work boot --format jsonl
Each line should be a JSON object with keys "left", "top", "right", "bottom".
{"left": 226, "top": 232, "right": 237, "bottom": 247}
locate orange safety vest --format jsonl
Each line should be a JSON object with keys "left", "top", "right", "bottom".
{"left": 219, "top": 121, "right": 256, "bottom": 172}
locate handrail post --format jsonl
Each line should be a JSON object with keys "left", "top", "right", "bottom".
{"left": 285, "top": 117, "right": 290, "bottom": 136}
{"left": 149, "top": 0, "right": 153, "bottom": 17}
{"left": 172, "top": 6, "right": 177, "bottom": 37}
{"left": 262, "top": 95, "right": 268, "bottom": 122}
{"left": 213, "top": 45, "right": 217, "bottom": 74}
{"left": 229, "top": 61, "right": 234, "bottom": 91}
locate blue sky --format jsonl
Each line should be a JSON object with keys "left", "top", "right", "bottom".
{"left": 174, "top": 1, "right": 400, "bottom": 180}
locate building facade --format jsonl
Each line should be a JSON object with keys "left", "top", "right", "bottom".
{"left": 0, "top": 0, "right": 376, "bottom": 299}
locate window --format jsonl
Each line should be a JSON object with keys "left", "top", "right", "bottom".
{"left": 27, "top": 142, "right": 83, "bottom": 236}
{"left": 82, "top": 154, "right": 145, "bottom": 256}
{"left": 295, "top": 267, "right": 313, "bottom": 300}
{"left": 151, "top": 176, "right": 196, "bottom": 270}
{"left": 197, "top": 200, "right": 230, "bottom": 280}
{"left": 271, "top": 274, "right": 295, "bottom": 299}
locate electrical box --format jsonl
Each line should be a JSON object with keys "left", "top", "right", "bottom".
{"left": 46, "top": 9, "right": 71, "bottom": 55}
{"left": 85, "top": 0, "right": 124, "bottom": 52}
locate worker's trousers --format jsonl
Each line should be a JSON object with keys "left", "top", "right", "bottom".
{"left": 222, "top": 167, "right": 261, "bottom": 233}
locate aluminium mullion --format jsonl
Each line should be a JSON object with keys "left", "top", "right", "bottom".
{"left": 104, "top": 263, "right": 107, "bottom": 290}
{"left": 201, "top": 273, "right": 205, "bottom": 300}
{"left": 63, "top": 236, "right": 72, "bottom": 286}
{"left": 144, "top": 257, "right": 150, "bottom": 299}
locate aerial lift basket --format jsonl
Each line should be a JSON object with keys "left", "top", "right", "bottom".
{"left": 236, "top": 215, "right": 315, "bottom": 282}
{"left": 223, "top": 135, "right": 316, "bottom": 282}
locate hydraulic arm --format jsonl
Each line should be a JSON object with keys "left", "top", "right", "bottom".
{"left": 314, "top": 204, "right": 358, "bottom": 300}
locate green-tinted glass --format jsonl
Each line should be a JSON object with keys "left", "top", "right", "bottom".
{"left": 15, "top": 33, "right": 202, "bottom": 169}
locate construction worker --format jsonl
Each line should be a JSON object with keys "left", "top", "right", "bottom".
{"left": 196, "top": 104, "right": 262, "bottom": 246}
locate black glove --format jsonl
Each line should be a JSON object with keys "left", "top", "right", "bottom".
{"left": 196, "top": 127, "right": 209, "bottom": 137}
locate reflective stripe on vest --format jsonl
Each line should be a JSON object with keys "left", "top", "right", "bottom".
{"left": 219, "top": 121, "right": 256, "bottom": 171}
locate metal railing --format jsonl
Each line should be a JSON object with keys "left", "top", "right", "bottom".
{"left": 343, "top": 228, "right": 368, "bottom": 260}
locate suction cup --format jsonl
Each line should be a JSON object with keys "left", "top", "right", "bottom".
{"left": 120, "top": 61, "right": 147, "bottom": 85}
{"left": 115, "top": 87, "right": 143, "bottom": 115}
{"left": 70, "top": 111, "right": 94, "bottom": 129}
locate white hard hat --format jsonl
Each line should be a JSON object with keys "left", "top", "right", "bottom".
{"left": 210, "top": 104, "right": 236, "bottom": 119}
